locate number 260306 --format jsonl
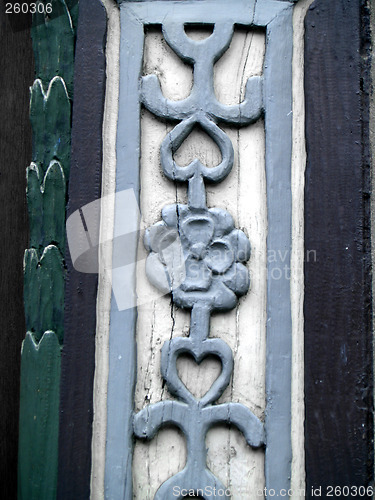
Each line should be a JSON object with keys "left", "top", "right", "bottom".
{"left": 326, "top": 485, "right": 374, "bottom": 497}
{"left": 5, "top": 3, "right": 52, "bottom": 14}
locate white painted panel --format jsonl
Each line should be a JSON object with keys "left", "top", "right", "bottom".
{"left": 291, "top": 0, "right": 314, "bottom": 497}
{"left": 91, "top": 0, "right": 120, "bottom": 498}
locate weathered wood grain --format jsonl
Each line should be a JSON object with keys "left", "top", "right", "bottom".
{"left": 90, "top": 0, "right": 120, "bottom": 496}
{"left": 290, "top": 0, "right": 314, "bottom": 495}
{"left": 0, "top": 8, "right": 33, "bottom": 499}
{"left": 57, "top": 0, "right": 106, "bottom": 497}
{"left": 304, "top": 0, "right": 373, "bottom": 493}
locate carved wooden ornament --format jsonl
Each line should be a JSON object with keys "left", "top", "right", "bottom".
{"left": 105, "top": 0, "right": 299, "bottom": 498}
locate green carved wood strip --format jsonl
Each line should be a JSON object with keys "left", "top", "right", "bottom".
{"left": 43, "top": 162, "right": 66, "bottom": 248}
{"left": 27, "top": 161, "right": 66, "bottom": 250}
{"left": 64, "top": 0, "right": 79, "bottom": 33}
{"left": 32, "top": 0, "right": 75, "bottom": 96}
{"left": 30, "top": 78, "right": 71, "bottom": 178}
{"left": 24, "top": 246, "right": 65, "bottom": 344}
{"left": 18, "top": 0, "right": 76, "bottom": 496}
{"left": 26, "top": 165, "right": 43, "bottom": 249}
{"left": 18, "top": 332, "right": 61, "bottom": 500}
{"left": 23, "top": 250, "right": 39, "bottom": 339}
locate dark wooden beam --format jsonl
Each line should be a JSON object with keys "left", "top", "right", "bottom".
{"left": 0, "top": 8, "right": 34, "bottom": 500}
{"left": 57, "top": 0, "right": 106, "bottom": 497}
{"left": 304, "top": 0, "right": 373, "bottom": 494}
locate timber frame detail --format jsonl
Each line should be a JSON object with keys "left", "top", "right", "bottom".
{"left": 106, "top": 0, "right": 299, "bottom": 497}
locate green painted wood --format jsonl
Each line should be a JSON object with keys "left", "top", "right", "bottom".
{"left": 27, "top": 162, "right": 66, "bottom": 250}
{"left": 18, "top": 0, "right": 77, "bottom": 497}
{"left": 18, "top": 332, "right": 62, "bottom": 500}
{"left": 30, "top": 78, "right": 71, "bottom": 178}
{"left": 24, "top": 246, "right": 65, "bottom": 343}
{"left": 65, "top": 0, "right": 79, "bottom": 33}
{"left": 26, "top": 165, "right": 43, "bottom": 251}
{"left": 32, "top": 0, "right": 75, "bottom": 96}
{"left": 23, "top": 250, "right": 39, "bottom": 339}
{"left": 43, "top": 162, "right": 66, "bottom": 248}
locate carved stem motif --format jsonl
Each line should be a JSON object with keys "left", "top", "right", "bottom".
{"left": 135, "top": 22, "right": 265, "bottom": 499}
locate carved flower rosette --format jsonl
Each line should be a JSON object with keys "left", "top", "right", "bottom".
{"left": 144, "top": 204, "right": 251, "bottom": 312}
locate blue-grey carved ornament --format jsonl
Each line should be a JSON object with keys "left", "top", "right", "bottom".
{"left": 134, "top": 306, "right": 265, "bottom": 499}
{"left": 141, "top": 23, "right": 263, "bottom": 124}
{"left": 135, "top": 18, "right": 266, "bottom": 499}
{"left": 145, "top": 204, "right": 250, "bottom": 311}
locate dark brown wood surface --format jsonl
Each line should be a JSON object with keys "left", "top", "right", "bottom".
{"left": 0, "top": 7, "right": 34, "bottom": 500}
{"left": 57, "top": 0, "right": 106, "bottom": 498}
{"left": 304, "top": 0, "right": 373, "bottom": 494}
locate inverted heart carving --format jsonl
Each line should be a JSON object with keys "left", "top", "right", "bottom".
{"left": 182, "top": 216, "right": 214, "bottom": 247}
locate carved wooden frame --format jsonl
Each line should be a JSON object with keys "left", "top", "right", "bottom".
{"left": 105, "top": 0, "right": 298, "bottom": 497}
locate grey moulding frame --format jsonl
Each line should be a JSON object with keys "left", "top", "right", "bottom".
{"left": 105, "top": 0, "right": 296, "bottom": 498}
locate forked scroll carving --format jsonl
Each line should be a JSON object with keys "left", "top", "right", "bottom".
{"left": 141, "top": 22, "right": 263, "bottom": 212}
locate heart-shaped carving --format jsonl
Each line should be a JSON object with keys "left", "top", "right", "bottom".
{"left": 161, "top": 337, "right": 233, "bottom": 406}
{"left": 160, "top": 114, "right": 234, "bottom": 185}
{"left": 176, "top": 353, "right": 221, "bottom": 400}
